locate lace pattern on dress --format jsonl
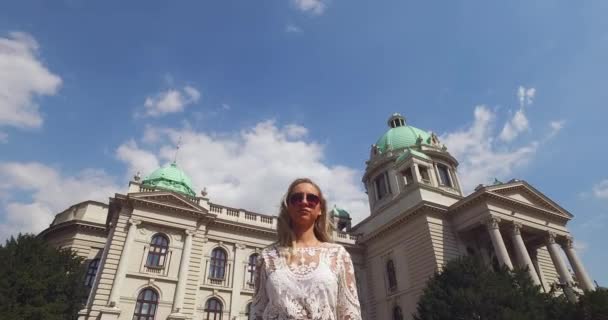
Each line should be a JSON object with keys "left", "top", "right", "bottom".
{"left": 250, "top": 243, "right": 362, "bottom": 320}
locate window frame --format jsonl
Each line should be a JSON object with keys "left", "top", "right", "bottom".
{"left": 393, "top": 305, "right": 404, "bottom": 320}
{"left": 418, "top": 165, "right": 431, "bottom": 184}
{"left": 209, "top": 248, "right": 228, "bottom": 279}
{"left": 374, "top": 172, "right": 391, "bottom": 200}
{"left": 402, "top": 167, "right": 414, "bottom": 185}
{"left": 436, "top": 163, "right": 453, "bottom": 188}
{"left": 247, "top": 253, "right": 258, "bottom": 285}
{"left": 84, "top": 258, "right": 100, "bottom": 287}
{"left": 386, "top": 259, "right": 398, "bottom": 291}
{"left": 204, "top": 298, "right": 223, "bottom": 320}
{"left": 132, "top": 288, "right": 159, "bottom": 320}
{"left": 146, "top": 233, "right": 170, "bottom": 268}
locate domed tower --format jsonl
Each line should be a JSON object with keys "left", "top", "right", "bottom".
{"left": 363, "top": 113, "right": 463, "bottom": 216}
{"left": 330, "top": 205, "right": 352, "bottom": 231}
{"left": 140, "top": 162, "right": 197, "bottom": 197}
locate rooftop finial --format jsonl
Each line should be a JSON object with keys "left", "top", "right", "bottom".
{"left": 173, "top": 136, "right": 182, "bottom": 164}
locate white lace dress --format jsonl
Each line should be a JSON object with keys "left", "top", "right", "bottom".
{"left": 250, "top": 242, "right": 362, "bottom": 320}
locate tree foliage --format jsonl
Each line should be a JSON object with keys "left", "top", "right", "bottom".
{"left": 0, "top": 234, "right": 87, "bottom": 320}
{"left": 414, "top": 256, "right": 576, "bottom": 320}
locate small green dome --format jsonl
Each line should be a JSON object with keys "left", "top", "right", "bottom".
{"left": 330, "top": 206, "right": 351, "bottom": 219}
{"left": 396, "top": 148, "right": 431, "bottom": 163}
{"left": 141, "top": 163, "right": 196, "bottom": 197}
{"left": 376, "top": 113, "right": 433, "bottom": 153}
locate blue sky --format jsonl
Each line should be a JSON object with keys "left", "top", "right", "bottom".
{"left": 0, "top": 0, "right": 607, "bottom": 284}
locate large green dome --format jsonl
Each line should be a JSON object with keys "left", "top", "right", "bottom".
{"left": 375, "top": 113, "right": 433, "bottom": 153}
{"left": 141, "top": 162, "right": 196, "bottom": 197}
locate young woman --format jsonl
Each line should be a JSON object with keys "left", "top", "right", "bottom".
{"left": 249, "top": 178, "right": 362, "bottom": 320}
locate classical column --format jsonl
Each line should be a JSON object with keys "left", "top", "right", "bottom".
{"left": 108, "top": 218, "right": 141, "bottom": 307}
{"left": 485, "top": 216, "right": 513, "bottom": 269}
{"left": 510, "top": 222, "right": 541, "bottom": 285}
{"left": 563, "top": 237, "right": 595, "bottom": 291}
{"left": 546, "top": 232, "right": 576, "bottom": 301}
{"left": 169, "top": 229, "right": 195, "bottom": 318}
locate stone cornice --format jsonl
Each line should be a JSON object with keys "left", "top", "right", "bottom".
{"left": 448, "top": 190, "right": 570, "bottom": 223}
{"left": 209, "top": 219, "right": 277, "bottom": 238}
{"left": 358, "top": 202, "right": 448, "bottom": 243}
{"left": 115, "top": 194, "right": 216, "bottom": 221}
{"left": 38, "top": 220, "right": 107, "bottom": 238}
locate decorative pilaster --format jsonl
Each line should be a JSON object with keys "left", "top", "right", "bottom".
{"left": 546, "top": 232, "right": 576, "bottom": 301}
{"left": 510, "top": 222, "right": 541, "bottom": 285}
{"left": 107, "top": 218, "right": 141, "bottom": 308}
{"left": 229, "top": 243, "right": 248, "bottom": 320}
{"left": 169, "top": 229, "right": 196, "bottom": 319}
{"left": 485, "top": 216, "right": 513, "bottom": 269}
{"left": 563, "top": 237, "right": 595, "bottom": 291}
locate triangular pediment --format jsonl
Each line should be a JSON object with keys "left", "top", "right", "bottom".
{"left": 485, "top": 181, "right": 573, "bottom": 218}
{"left": 128, "top": 191, "right": 205, "bottom": 213}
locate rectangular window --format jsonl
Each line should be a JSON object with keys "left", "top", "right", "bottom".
{"left": 374, "top": 172, "right": 390, "bottom": 200}
{"left": 418, "top": 165, "right": 431, "bottom": 183}
{"left": 437, "top": 163, "right": 453, "bottom": 187}
{"left": 402, "top": 167, "right": 414, "bottom": 185}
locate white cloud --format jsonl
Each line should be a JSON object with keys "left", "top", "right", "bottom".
{"left": 115, "top": 139, "right": 160, "bottom": 179}
{"left": 441, "top": 105, "right": 539, "bottom": 193}
{"left": 286, "top": 24, "right": 303, "bottom": 33}
{"left": 549, "top": 120, "right": 565, "bottom": 137}
{"left": 592, "top": 179, "right": 608, "bottom": 199}
{"left": 292, "top": 0, "right": 327, "bottom": 15}
{"left": 221, "top": 103, "right": 231, "bottom": 110}
{"left": 0, "top": 32, "right": 62, "bottom": 129}
{"left": 284, "top": 124, "right": 308, "bottom": 138}
{"left": 142, "top": 85, "right": 201, "bottom": 117}
{"left": 0, "top": 132, "right": 7, "bottom": 143}
{"left": 0, "top": 162, "right": 120, "bottom": 240}
{"left": 499, "top": 86, "right": 535, "bottom": 142}
{"left": 116, "top": 120, "right": 369, "bottom": 222}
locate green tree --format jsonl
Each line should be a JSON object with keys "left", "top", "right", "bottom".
{"left": 574, "top": 287, "right": 608, "bottom": 320}
{"left": 414, "top": 256, "right": 575, "bottom": 320}
{"left": 0, "top": 233, "right": 87, "bottom": 320}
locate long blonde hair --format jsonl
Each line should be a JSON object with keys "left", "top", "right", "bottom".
{"left": 276, "top": 178, "right": 333, "bottom": 247}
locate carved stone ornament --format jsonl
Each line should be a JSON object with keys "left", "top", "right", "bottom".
{"left": 128, "top": 218, "right": 142, "bottom": 227}
{"left": 547, "top": 231, "right": 557, "bottom": 244}
{"left": 485, "top": 216, "right": 501, "bottom": 230}
{"left": 563, "top": 236, "right": 574, "bottom": 249}
{"left": 511, "top": 222, "right": 523, "bottom": 235}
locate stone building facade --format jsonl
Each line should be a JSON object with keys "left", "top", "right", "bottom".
{"left": 40, "top": 113, "right": 595, "bottom": 320}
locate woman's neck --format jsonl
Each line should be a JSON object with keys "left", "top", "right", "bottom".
{"left": 293, "top": 227, "right": 320, "bottom": 247}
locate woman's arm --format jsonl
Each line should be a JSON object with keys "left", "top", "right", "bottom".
{"left": 337, "top": 247, "right": 362, "bottom": 320}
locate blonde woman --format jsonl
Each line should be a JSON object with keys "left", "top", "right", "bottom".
{"left": 250, "top": 178, "right": 362, "bottom": 320}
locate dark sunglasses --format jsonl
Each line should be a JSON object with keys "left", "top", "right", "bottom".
{"left": 288, "top": 192, "right": 321, "bottom": 207}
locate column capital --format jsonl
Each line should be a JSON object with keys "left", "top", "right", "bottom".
{"left": 185, "top": 229, "right": 196, "bottom": 236}
{"left": 485, "top": 216, "right": 501, "bottom": 230}
{"left": 563, "top": 236, "right": 574, "bottom": 249}
{"left": 511, "top": 222, "right": 523, "bottom": 235}
{"left": 128, "top": 218, "right": 142, "bottom": 227}
{"left": 235, "top": 243, "right": 247, "bottom": 250}
{"left": 547, "top": 231, "right": 557, "bottom": 244}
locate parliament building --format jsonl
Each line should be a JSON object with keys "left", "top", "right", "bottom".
{"left": 40, "top": 113, "right": 596, "bottom": 320}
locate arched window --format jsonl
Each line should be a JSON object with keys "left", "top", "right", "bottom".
{"left": 146, "top": 234, "right": 169, "bottom": 268}
{"left": 204, "top": 298, "right": 223, "bottom": 320}
{"left": 247, "top": 254, "right": 259, "bottom": 285}
{"left": 132, "top": 288, "right": 158, "bottom": 320}
{"left": 393, "top": 306, "right": 404, "bottom": 320}
{"left": 84, "top": 258, "right": 100, "bottom": 287}
{"left": 387, "top": 259, "right": 397, "bottom": 291}
{"left": 245, "top": 302, "right": 252, "bottom": 318}
{"left": 209, "top": 248, "right": 227, "bottom": 279}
